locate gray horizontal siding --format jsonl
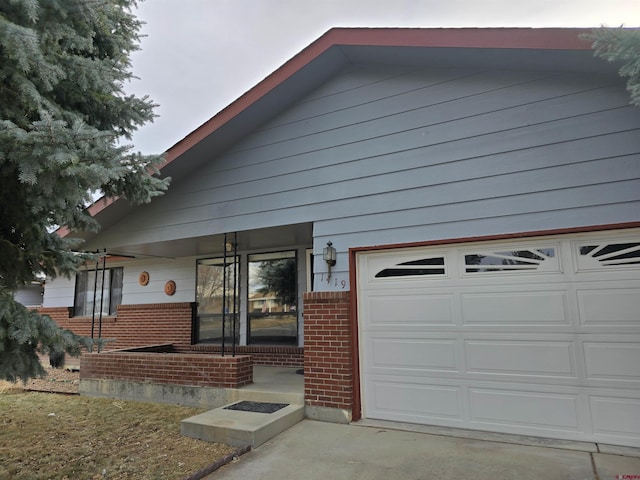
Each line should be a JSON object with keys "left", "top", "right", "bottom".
{"left": 85, "top": 65, "right": 640, "bottom": 259}
{"left": 318, "top": 203, "right": 640, "bottom": 257}
{"left": 189, "top": 71, "right": 621, "bottom": 175}
{"left": 317, "top": 179, "right": 640, "bottom": 238}
{"left": 234, "top": 71, "right": 614, "bottom": 153}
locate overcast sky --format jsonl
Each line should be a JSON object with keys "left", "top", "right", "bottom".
{"left": 125, "top": 0, "right": 640, "bottom": 155}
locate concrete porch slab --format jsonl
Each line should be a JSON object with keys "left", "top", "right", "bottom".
{"left": 237, "top": 366, "right": 303, "bottom": 405}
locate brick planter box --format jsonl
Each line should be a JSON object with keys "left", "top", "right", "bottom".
{"left": 80, "top": 351, "right": 253, "bottom": 388}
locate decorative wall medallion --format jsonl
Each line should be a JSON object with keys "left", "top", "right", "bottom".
{"left": 164, "top": 280, "right": 176, "bottom": 296}
{"left": 138, "top": 271, "right": 150, "bottom": 286}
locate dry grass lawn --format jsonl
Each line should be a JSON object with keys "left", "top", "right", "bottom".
{"left": 0, "top": 382, "right": 235, "bottom": 479}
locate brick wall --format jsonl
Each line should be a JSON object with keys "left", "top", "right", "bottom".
{"left": 80, "top": 352, "right": 253, "bottom": 388}
{"left": 303, "top": 291, "right": 353, "bottom": 414}
{"left": 187, "top": 344, "right": 303, "bottom": 367}
{"left": 41, "top": 303, "right": 304, "bottom": 367}
{"left": 40, "top": 303, "right": 194, "bottom": 351}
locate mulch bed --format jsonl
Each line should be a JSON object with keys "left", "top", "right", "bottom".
{"left": 25, "top": 365, "right": 80, "bottom": 394}
{"left": 0, "top": 355, "right": 82, "bottom": 395}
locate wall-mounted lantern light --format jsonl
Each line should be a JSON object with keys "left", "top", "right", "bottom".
{"left": 323, "top": 241, "right": 337, "bottom": 279}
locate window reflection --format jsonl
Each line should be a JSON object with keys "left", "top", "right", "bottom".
{"left": 248, "top": 251, "right": 297, "bottom": 344}
{"left": 74, "top": 267, "right": 123, "bottom": 316}
{"left": 465, "top": 249, "right": 555, "bottom": 273}
{"left": 196, "top": 257, "right": 239, "bottom": 343}
{"left": 375, "top": 257, "right": 446, "bottom": 278}
{"left": 579, "top": 243, "right": 640, "bottom": 266}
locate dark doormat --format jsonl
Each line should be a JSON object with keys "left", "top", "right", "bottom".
{"left": 224, "top": 401, "right": 288, "bottom": 414}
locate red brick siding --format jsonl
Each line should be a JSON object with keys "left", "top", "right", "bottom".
{"left": 187, "top": 344, "right": 303, "bottom": 367}
{"left": 303, "top": 291, "right": 353, "bottom": 412}
{"left": 40, "top": 303, "right": 194, "bottom": 351}
{"left": 80, "top": 352, "right": 252, "bottom": 388}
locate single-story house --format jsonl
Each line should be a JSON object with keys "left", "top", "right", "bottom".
{"left": 41, "top": 28, "right": 640, "bottom": 448}
{"left": 14, "top": 281, "right": 44, "bottom": 308}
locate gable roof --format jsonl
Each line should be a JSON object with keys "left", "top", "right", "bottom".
{"left": 161, "top": 28, "right": 598, "bottom": 174}
{"left": 62, "top": 27, "right": 606, "bottom": 239}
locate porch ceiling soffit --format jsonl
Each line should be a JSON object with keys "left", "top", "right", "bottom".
{"left": 79, "top": 223, "right": 314, "bottom": 260}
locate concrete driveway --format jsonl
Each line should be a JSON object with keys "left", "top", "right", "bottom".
{"left": 207, "top": 420, "right": 640, "bottom": 480}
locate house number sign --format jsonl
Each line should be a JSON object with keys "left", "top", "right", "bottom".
{"left": 318, "top": 273, "right": 348, "bottom": 289}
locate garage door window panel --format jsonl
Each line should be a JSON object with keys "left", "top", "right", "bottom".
{"left": 375, "top": 256, "right": 446, "bottom": 278}
{"left": 578, "top": 242, "right": 640, "bottom": 269}
{"left": 464, "top": 248, "right": 558, "bottom": 274}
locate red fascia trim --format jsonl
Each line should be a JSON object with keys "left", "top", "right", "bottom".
{"left": 57, "top": 195, "right": 119, "bottom": 238}
{"left": 57, "top": 226, "right": 71, "bottom": 237}
{"left": 161, "top": 28, "right": 340, "bottom": 166}
{"left": 324, "top": 27, "right": 593, "bottom": 51}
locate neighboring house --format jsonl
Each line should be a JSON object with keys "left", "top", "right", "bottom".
{"left": 14, "top": 281, "right": 44, "bottom": 308}
{"left": 41, "top": 28, "right": 640, "bottom": 447}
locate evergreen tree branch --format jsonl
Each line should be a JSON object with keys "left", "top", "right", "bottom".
{"left": 584, "top": 27, "right": 640, "bottom": 108}
{"left": 0, "top": 0, "right": 169, "bottom": 382}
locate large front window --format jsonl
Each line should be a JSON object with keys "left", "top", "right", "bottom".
{"left": 196, "top": 257, "right": 239, "bottom": 343}
{"left": 73, "top": 267, "right": 123, "bottom": 317}
{"left": 248, "top": 251, "right": 297, "bottom": 344}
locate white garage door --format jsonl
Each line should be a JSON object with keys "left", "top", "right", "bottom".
{"left": 357, "top": 229, "right": 640, "bottom": 447}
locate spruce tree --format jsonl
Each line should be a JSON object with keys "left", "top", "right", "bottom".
{"left": 587, "top": 27, "right": 640, "bottom": 108}
{"left": 0, "top": 0, "right": 169, "bottom": 382}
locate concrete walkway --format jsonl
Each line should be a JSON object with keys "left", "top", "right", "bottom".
{"left": 207, "top": 420, "right": 640, "bottom": 480}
